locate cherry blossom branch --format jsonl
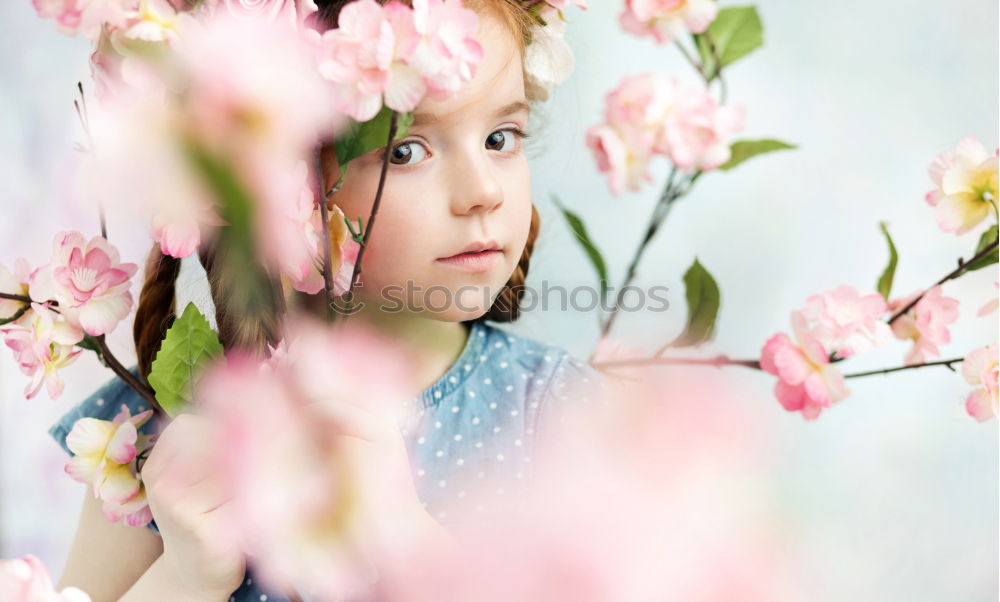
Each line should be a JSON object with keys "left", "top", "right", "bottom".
{"left": 886, "top": 238, "right": 999, "bottom": 325}
{"left": 347, "top": 110, "right": 400, "bottom": 303}
{"left": 591, "top": 167, "right": 691, "bottom": 359}
{"left": 0, "top": 292, "right": 33, "bottom": 304}
{"left": 841, "top": 357, "right": 964, "bottom": 379}
{"left": 591, "top": 354, "right": 967, "bottom": 380}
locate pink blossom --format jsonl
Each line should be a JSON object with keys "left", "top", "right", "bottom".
{"left": 1, "top": 303, "right": 84, "bottom": 400}
{"left": 660, "top": 86, "right": 745, "bottom": 170}
{"left": 977, "top": 281, "right": 998, "bottom": 317}
{"left": 585, "top": 122, "right": 655, "bottom": 196}
{"left": 925, "top": 136, "right": 999, "bottom": 235}
{"left": 0, "top": 554, "right": 92, "bottom": 602}
{"left": 32, "top": 0, "right": 136, "bottom": 40}
{"left": 0, "top": 259, "right": 32, "bottom": 321}
{"left": 888, "top": 286, "right": 960, "bottom": 365}
{"left": 759, "top": 311, "right": 849, "bottom": 420}
{"left": 619, "top": 0, "right": 718, "bottom": 45}
{"left": 28, "top": 232, "right": 138, "bottom": 337}
{"left": 311, "top": 0, "right": 482, "bottom": 121}
{"left": 198, "top": 319, "right": 414, "bottom": 599}
{"left": 523, "top": 7, "right": 576, "bottom": 102}
{"left": 800, "top": 284, "right": 890, "bottom": 358}
{"left": 65, "top": 404, "right": 155, "bottom": 502}
{"left": 588, "top": 74, "right": 744, "bottom": 193}
{"left": 962, "top": 342, "right": 998, "bottom": 422}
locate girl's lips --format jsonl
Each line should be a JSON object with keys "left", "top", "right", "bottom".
{"left": 435, "top": 249, "right": 503, "bottom": 272}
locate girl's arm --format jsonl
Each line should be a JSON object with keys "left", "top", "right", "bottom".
{"left": 55, "top": 488, "right": 163, "bottom": 601}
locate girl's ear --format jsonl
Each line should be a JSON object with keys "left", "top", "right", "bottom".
{"left": 319, "top": 142, "right": 342, "bottom": 198}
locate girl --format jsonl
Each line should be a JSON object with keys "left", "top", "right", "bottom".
{"left": 48, "top": 1, "right": 605, "bottom": 600}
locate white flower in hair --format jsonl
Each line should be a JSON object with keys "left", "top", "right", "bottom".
{"left": 524, "top": 13, "right": 576, "bottom": 102}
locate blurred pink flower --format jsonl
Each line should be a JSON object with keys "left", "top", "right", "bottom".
{"left": 311, "top": 0, "right": 482, "bottom": 121}
{"left": 978, "top": 281, "right": 999, "bottom": 317}
{"left": 619, "top": 0, "right": 718, "bottom": 45}
{"left": 588, "top": 73, "right": 744, "bottom": 193}
{"left": 0, "top": 259, "right": 32, "bottom": 321}
{"left": 65, "top": 404, "right": 155, "bottom": 507}
{"left": 888, "top": 286, "right": 960, "bottom": 365}
{"left": 32, "top": 0, "right": 135, "bottom": 40}
{"left": 396, "top": 0, "right": 484, "bottom": 102}
{"left": 962, "top": 342, "right": 998, "bottom": 422}
{"left": 760, "top": 311, "right": 849, "bottom": 420}
{"left": 661, "top": 87, "right": 744, "bottom": 170}
{"left": 375, "top": 368, "right": 805, "bottom": 601}
{"left": 28, "top": 232, "right": 138, "bottom": 337}
{"left": 1, "top": 303, "right": 84, "bottom": 400}
{"left": 925, "top": 136, "right": 999, "bottom": 235}
{"left": 800, "top": 284, "right": 890, "bottom": 358}
{"left": 198, "top": 319, "right": 415, "bottom": 600}
{"left": 0, "top": 554, "right": 92, "bottom": 602}
{"left": 585, "top": 123, "right": 655, "bottom": 196}
{"left": 200, "top": 0, "right": 294, "bottom": 22}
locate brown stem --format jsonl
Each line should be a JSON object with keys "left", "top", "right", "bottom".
{"left": 347, "top": 111, "right": 399, "bottom": 304}
{"left": 591, "top": 354, "right": 968, "bottom": 381}
{"left": 316, "top": 150, "right": 335, "bottom": 321}
{"left": 0, "top": 292, "right": 34, "bottom": 304}
{"left": 590, "top": 168, "right": 683, "bottom": 360}
{"left": 887, "top": 239, "right": 999, "bottom": 325}
{"left": 94, "top": 335, "right": 165, "bottom": 417}
{"left": 842, "top": 357, "right": 965, "bottom": 379}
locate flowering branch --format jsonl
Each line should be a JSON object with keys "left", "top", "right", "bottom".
{"left": 91, "top": 334, "right": 163, "bottom": 416}
{"left": 886, "top": 239, "right": 999, "bottom": 325}
{"left": 346, "top": 110, "right": 400, "bottom": 302}
{"left": 591, "top": 353, "right": 967, "bottom": 380}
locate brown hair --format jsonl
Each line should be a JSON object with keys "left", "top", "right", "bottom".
{"left": 134, "top": 0, "right": 543, "bottom": 381}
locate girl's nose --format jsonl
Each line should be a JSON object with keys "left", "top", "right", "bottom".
{"left": 449, "top": 151, "right": 504, "bottom": 216}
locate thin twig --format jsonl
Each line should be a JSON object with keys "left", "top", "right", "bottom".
{"left": 93, "top": 335, "right": 165, "bottom": 417}
{"left": 74, "top": 82, "right": 106, "bottom": 239}
{"left": 886, "top": 239, "right": 999, "bottom": 325}
{"left": 316, "top": 150, "right": 335, "bottom": 321}
{"left": 347, "top": 111, "right": 399, "bottom": 304}
{"left": 0, "top": 292, "right": 33, "bottom": 304}
{"left": 842, "top": 357, "right": 965, "bottom": 379}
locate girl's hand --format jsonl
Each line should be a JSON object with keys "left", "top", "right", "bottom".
{"left": 141, "top": 413, "right": 247, "bottom": 598}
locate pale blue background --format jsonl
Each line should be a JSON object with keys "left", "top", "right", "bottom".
{"left": 2, "top": 1, "right": 997, "bottom": 600}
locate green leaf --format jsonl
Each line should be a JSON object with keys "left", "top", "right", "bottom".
{"left": 147, "top": 302, "right": 224, "bottom": 417}
{"left": 551, "top": 194, "right": 610, "bottom": 302}
{"left": 967, "top": 225, "right": 999, "bottom": 271}
{"left": 334, "top": 107, "right": 413, "bottom": 171}
{"left": 718, "top": 139, "right": 796, "bottom": 171}
{"left": 671, "top": 258, "right": 721, "bottom": 348}
{"left": 876, "top": 222, "right": 899, "bottom": 300}
{"left": 693, "top": 6, "right": 764, "bottom": 80}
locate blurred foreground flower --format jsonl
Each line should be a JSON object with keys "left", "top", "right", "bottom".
{"left": 0, "top": 554, "right": 91, "bottom": 602}
{"left": 65, "top": 404, "right": 156, "bottom": 526}
{"left": 373, "top": 369, "right": 806, "bottom": 601}
{"left": 925, "top": 136, "right": 999, "bottom": 235}
{"left": 198, "top": 319, "right": 418, "bottom": 600}
{"left": 962, "top": 342, "right": 998, "bottom": 422}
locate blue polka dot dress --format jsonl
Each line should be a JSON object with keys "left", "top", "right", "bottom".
{"left": 48, "top": 319, "right": 606, "bottom": 601}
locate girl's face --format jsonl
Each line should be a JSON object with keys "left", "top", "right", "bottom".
{"left": 321, "top": 12, "right": 533, "bottom": 322}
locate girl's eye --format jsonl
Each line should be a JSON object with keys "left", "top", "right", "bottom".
{"left": 389, "top": 141, "right": 428, "bottom": 166}
{"left": 388, "top": 127, "right": 531, "bottom": 167}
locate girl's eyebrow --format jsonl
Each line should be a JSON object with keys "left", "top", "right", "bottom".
{"left": 411, "top": 99, "right": 531, "bottom": 128}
